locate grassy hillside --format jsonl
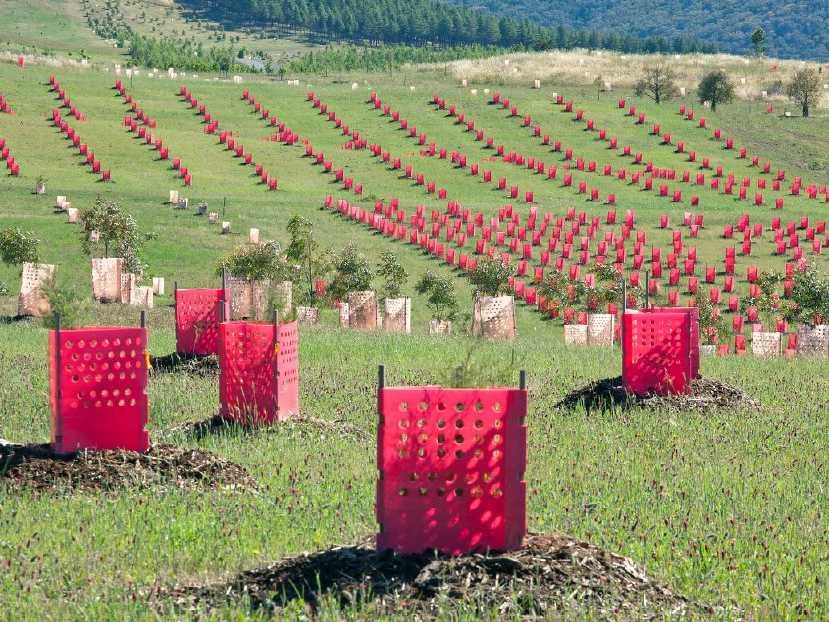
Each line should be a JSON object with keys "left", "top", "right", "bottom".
{"left": 0, "top": 0, "right": 121, "bottom": 61}
{"left": 1, "top": 57, "right": 829, "bottom": 620}
{"left": 447, "top": 0, "right": 829, "bottom": 60}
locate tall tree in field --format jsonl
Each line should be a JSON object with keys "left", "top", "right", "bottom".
{"left": 751, "top": 27, "right": 767, "bottom": 57}
{"left": 786, "top": 68, "right": 822, "bottom": 117}
{"left": 634, "top": 64, "right": 679, "bottom": 104}
{"left": 697, "top": 70, "right": 735, "bottom": 111}
{"left": 286, "top": 215, "right": 331, "bottom": 305}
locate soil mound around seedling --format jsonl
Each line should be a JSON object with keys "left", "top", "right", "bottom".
{"left": 0, "top": 441, "right": 257, "bottom": 493}
{"left": 161, "top": 534, "right": 710, "bottom": 619}
{"left": 150, "top": 353, "right": 218, "bottom": 376}
{"left": 557, "top": 376, "right": 759, "bottom": 413}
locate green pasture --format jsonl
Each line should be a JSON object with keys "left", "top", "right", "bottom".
{"left": 1, "top": 60, "right": 828, "bottom": 620}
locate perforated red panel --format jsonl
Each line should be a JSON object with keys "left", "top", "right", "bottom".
{"left": 49, "top": 327, "right": 149, "bottom": 454}
{"left": 218, "top": 321, "right": 299, "bottom": 424}
{"left": 622, "top": 309, "right": 697, "bottom": 396}
{"left": 175, "top": 288, "right": 225, "bottom": 355}
{"left": 377, "top": 387, "right": 527, "bottom": 554}
{"left": 650, "top": 307, "right": 700, "bottom": 380}
{"left": 275, "top": 321, "right": 300, "bottom": 417}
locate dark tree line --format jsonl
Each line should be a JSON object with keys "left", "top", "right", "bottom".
{"left": 189, "top": 0, "right": 716, "bottom": 53}
{"left": 285, "top": 44, "right": 504, "bottom": 74}
{"left": 445, "top": 0, "right": 826, "bottom": 59}
{"left": 128, "top": 35, "right": 250, "bottom": 73}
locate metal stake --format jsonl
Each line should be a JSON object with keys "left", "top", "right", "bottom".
{"left": 644, "top": 269, "right": 650, "bottom": 309}
{"left": 54, "top": 313, "right": 62, "bottom": 449}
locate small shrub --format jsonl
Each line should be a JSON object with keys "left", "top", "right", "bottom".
{"left": 285, "top": 215, "right": 332, "bottom": 307}
{"left": 444, "top": 345, "right": 515, "bottom": 388}
{"left": 40, "top": 278, "right": 90, "bottom": 329}
{"left": 743, "top": 270, "right": 785, "bottom": 327}
{"left": 415, "top": 271, "right": 459, "bottom": 321}
{"left": 469, "top": 257, "right": 512, "bottom": 297}
{"left": 696, "top": 291, "right": 727, "bottom": 344}
{"left": 0, "top": 227, "right": 40, "bottom": 267}
{"left": 80, "top": 197, "right": 145, "bottom": 276}
{"left": 328, "top": 244, "right": 373, "bottom": 300}
{"left": 216, "top": 240, "right": 294, "bottom": 282}
{"left": 376, "top": 252, "right": 408, "bottom": 300}
{"left": 537, "top": 271, "right": 570, "bottom": 305}
{"left": 790, "top": 265, "right": 829, "bottom": 324}
{"left": 266, "top": 285, "right": 297, "bottom": 323}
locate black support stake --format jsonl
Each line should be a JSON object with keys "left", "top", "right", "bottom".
{"left": 54, "top": 313, "right": 62, "bottom": 447}
{"left": 378, "top": 365, "right": 386, "bottom": 390}
{"left": 645, "top": 269, "right": 650, "bottom": 309}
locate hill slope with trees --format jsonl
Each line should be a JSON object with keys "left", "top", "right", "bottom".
{"left": 445, "top": 0, "right": 828, "bottom": 59}
{"left": 178, "top": 0, "right": 716, "bottom": 54}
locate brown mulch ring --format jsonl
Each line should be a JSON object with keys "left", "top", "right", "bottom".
{"left": 149, "top": 353, "right": 219, "bottom": 376}
{"left": 167, "top": 414, "right": 371, "bottom": 442}
{"left": 159, "top": 534, "right": 713, "bottom": 619}
{"left": 556, "top": 376, "right": 759, "bottom": 413}
{"left": 0, "top": 441, "right": 257, "bottom": 493}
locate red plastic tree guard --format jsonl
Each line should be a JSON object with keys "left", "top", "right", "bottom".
{"left": 175, "top": 288, "right": 226, "bottom": 355}
{"left": 49, "top": 326, "right": 149, "bottom": 454}
{"left": 377, "top": 386, "right": 527, "bottom": 554}
{"left": 622, "top": 308, "right": 700, "bottom": 396}
{"left": 218, "top": 321, "right": 299, "bottom": 423}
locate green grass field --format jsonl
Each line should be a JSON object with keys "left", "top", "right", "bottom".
{"left": 1, "top": 56, "right": 829, "bottom": 620}
{"left": 0, "top": 0, "right": 122, "bottom": 62}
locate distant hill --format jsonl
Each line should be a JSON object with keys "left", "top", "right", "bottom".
{"left": 445, "top": 0, "right": 829, "bottom": 60}
{"left": 177, "top": 0, "right": 715, "bottom": 54}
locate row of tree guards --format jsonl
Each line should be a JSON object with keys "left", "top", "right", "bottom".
{"left": 49, "top": 300, "right": 300, "bottom": 454}
{"left": 46, "top": 302, "right": 703, "bottom": 554}
{"left": 449, "top": 91, "right": 810, "bottom": 207}
{"left": 327, "top": 194, "right": 829, "bottom": 356}
{"left": 114, "top": 79, "right": 192, "bottom": 187}
{"left": 48, "top": 76, "right": 112, "bottom": 183}
{"left": 1, "top": 135, "right": 21, "bottom": 177}
{"left": 1, "top": 90, "right": 18, "bottom": 176}
{"left": 179, "top": 85, "right": 282, "bottom": 191}
{"left": 446, "top": 88, "right": 828, "bottom": 208}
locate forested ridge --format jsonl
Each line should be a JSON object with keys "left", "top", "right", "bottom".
{"left": 180, "top": 0, "right": 716, "bottom": 54}
{"left": 446, "top": 0, "right": 828, "bottom": 59}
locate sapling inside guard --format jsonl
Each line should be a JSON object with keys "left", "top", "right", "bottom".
{"left": 376, "top": 366, "right": 527, "bottom": 555}
{"left": 622, "top": 307, "right": 700, "bottom": 396}
{"left": 175, "top": 286, "right": 228, "bottom": 356}
{"left": 49, "top": 313, "right": 149, "bottom": 454}
{"left": 218, "top": 312, "right": 299, "bottom": 425}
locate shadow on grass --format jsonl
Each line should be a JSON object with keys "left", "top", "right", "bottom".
{"left": 0, "top": 315, "right": 33, "bottom": 325}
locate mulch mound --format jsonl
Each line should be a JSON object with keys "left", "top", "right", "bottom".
{"left": 161, "top": 534, "right": 711, "bottom": 619}
{"left": 556, "top": 376, "right": 759, "bottom": 413}
{"left": 0, "top": 441, "right": 257, "bottom": 493}
{"left": 149, "top": 353, "right": 218, "bottom": 376}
